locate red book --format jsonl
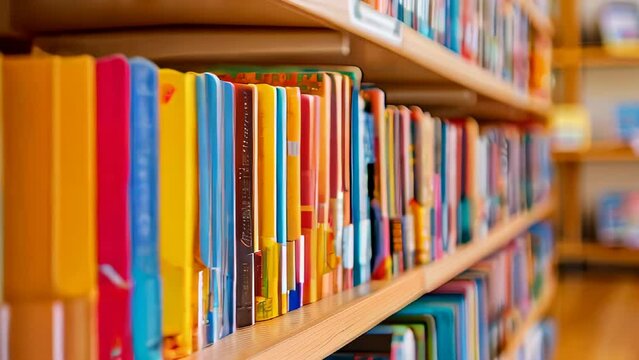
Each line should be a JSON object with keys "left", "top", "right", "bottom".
{"left": 96, "top": 55, "right": 133, "bottom": 360}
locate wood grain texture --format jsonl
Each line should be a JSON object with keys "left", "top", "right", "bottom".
{"left": 186, "top": 199, "right": 554, "bottom": 360}
{"left": 552, "top": 270, "right": 639, "bottom": 360}
{"left": 558, "top": 242, "right": 639, "bottom": 266}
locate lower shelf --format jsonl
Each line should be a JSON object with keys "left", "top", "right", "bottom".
{"left": 498, "top": 275, "right": 557, "bottom": 360}
{"left": 558, "top": 241, "right": 639, "bottom": 266}
{"left": 187, "top": 199, "right": 554, "bottom": 360}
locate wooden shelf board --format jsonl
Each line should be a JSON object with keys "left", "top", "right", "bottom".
{"left": 498, "top": 275, "right": 557, "bottom": 360}
{"left": 552, "top": 142, "right": 639, "bottom": 163}
{"left": 21, "top": 0, "right": 550, "bottom": 120}
{"left": 186, "top": 199, "right": 554, "bottom": 360}
{"left": 558, "top": 241, "right": 639, "bottom": 266}
{"left": 554, "top": 46, "right": 639, "bottom": 69}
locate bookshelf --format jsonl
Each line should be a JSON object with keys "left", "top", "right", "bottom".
{"left": 554, "top": 143, "right": 639, "bottom": 266}
{"left": 554, "top": 46, "right": 639, "bottom": 69}
{"left": 13, "top": 0, "right": 552, "bottom": 120}
{"left": 185, "top": 199, "right": 554, "bottom": 360}
{"left": 5, "top": 0, "right": 556, "bottom": 358}
{"left": 559, "top": 242, "right": 639, "bottom": 266}
{"left": 497, "top": 274, "right": 557, "bottom": 360}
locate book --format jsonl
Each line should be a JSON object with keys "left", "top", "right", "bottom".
{"left": 301, "top": 94, "right": 320, "bottom": 305}
{"left": 362, "top": 88, "right": 392, "bottom": 280}
{"left": 129, "top": 57, "right": 162, "bottom": 360}
{"left": 255, "top": 84, "right": 279, "bottom": 321}
{"left": 285, "top": 87, "right": 303, "bottom": 311}
{"left": 96, "top": 55, "right": 134, "bottom": 360}
{"left": 221, "top": 81, "right": 237, "bottom": 338}
{"left": 194, "top": 74, "right": 211, "bottom": 347}
{"left": 158, "top": 69, "right": 196, "bottom": 357}
{"left": 275, "top": 86, "right": 288, "bottom": 315}
{"left": 204, "top": 72, "right": 224, "bottom": 343}
{"left": 234, "top": 84, "right": 257, "bottom": 328}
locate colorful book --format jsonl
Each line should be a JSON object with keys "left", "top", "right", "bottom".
{"left": 129, "top": 57, "right": 162, "bottom": 360}
{"left": 158, "top": 69, "right": 196, "bottom": 357}
{"left": 194, "top": 74, "right": 211, "bottom": 347}
{"left": 205, "top": 72, "right": 224, "bottom": 343}
{"left": 301, "top": 94, "right": 320, "bottom": 305}
{"left": 362, "top": 88, "right": 391, "bottom": 280}
{"left": 96, "top": 55, "right": 134, "bottom": 360}
{"left": 275, "top": 86, "right": 288, "bottom": 315}
{"left": 221, "top": 81, "right": 237, "bottom": 337}
{"left": 285, "top": 87, "right": 303, "bottom": 311}
{"left": 234, "top": 84, "right": 257, "bottom": 328}
{"left": 255, "top": 83, "right": 279, "bottom": 321}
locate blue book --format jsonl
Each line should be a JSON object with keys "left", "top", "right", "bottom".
{"left": 205, "top": 73, "right": 224, "bottom": 343}
{"left": 221, "top": 81, "right": 237, "bottom": 337}
{"left": 128, "top": 57, "right": 162, "bottom": 360}
{"left": 275, "top": 86, "right": 288, "bottom": 312}
{"left": 423, "top": 295, "right": 468, "bottom": 360}
{"left": 353, "top": 89, "right": 373, "bottom": 286}
{"left": 399, "top": 301, "right": 457, "bottom": 359}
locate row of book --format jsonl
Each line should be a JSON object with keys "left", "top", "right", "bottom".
{"left": 330, "top": 221, "right": 555, "bottom": 359}
{"left": 0, "top": 54, "right": 551, "bottom": 359}
{"left": 597, "top": 191, "right": 639, "bottom": 248}
{"left": 361, "top": 0, "right": 552, "bottom": 97}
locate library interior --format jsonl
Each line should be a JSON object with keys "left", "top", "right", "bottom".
{"left": 2, "top": 0, "right": 639, "bottom": 359}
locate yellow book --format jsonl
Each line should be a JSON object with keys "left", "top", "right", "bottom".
{"left": 286, "top": 87, "right": 302, "bottom": 292}
{"left": 159, "top": 69, "right": 196, "bottom": 356}
{"left": 4, "top": 55, "right": 97, "bottom": 359}
{"left": 0, "top": 53, "right": 3, "bottom": 304}
{"left": 386, "top": 107, "right": 397, "bottom": 219}
{"left": 255, "top": 83, "right": 280, "bottom": 321}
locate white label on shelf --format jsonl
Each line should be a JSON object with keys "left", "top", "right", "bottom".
{"left": 349, "top": 0, "right": 403, "bottom": 45}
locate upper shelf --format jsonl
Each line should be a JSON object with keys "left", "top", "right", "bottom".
{"left": 185, "top": 199, "right": 554, "bottom": 360}
{"left": 553, "top": 142, "right": 639, "bottom": 162}
{"left": 554, "top": 46, "right": 639, "bottom": 69}
{"left": 12, "top": 0, "right": 552, "bottom": 120}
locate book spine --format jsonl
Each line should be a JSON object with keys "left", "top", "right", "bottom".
{"left": 234, "top": 85, "right": 256, "bottom": 327}
{"left": 129, "top": 57, "right": 162, "bottom": 360}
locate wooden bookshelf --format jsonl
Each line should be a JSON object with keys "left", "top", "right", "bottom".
{"left": 558, "top": 242, "right": 639, "bottom": 266}
{"left": 552, "top": 142, "right": 639, "bottom": 163}
{"left": 185, "top": 199, "right": 554, "bottom": 360}
{"left": 13, "top": 0, "right": 551, "bottom": 120}
{"left": 554, "top": 46, "right": 639, "bottom": 69}
{"left": 498, "top": 276, "right": 557, "bottom": 360}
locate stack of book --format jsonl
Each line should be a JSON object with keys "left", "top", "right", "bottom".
{"left": 330, "top": 221, "right": 555, "bottom": 359}
{"left": 597, "top": 191, "right": 639, "bottom": 248}
{"left": 361, "top": 0, "right": 552, "bottom": 97}
{"left": 1, "top": 54, "right": 551, "bottom": 359}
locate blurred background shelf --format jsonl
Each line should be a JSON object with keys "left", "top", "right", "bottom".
{"left": 186, "top": 199, "right": 554, "bottom": 360}
{"left": 552, "top": 142, "right": 639, "bottom": 162}
{"left": 9, "top": 0, "right": 551, "bottom": 120}
{"left": 558, "top": 242, "right": 639, "bottom": 266}
{"left": 554, "top": 46, "right": 639, "bottom": 69}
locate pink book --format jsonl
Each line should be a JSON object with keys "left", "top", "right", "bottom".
{"left": 96, "top": 55, "right": 133, "bottom": 360}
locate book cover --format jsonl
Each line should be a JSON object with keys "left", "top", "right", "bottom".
{"left": 255, "top": 84, "right": 279, "bottom": 321}
{"left": 285, "top": 87, "right": 303, "bottom": 311}
{"left": 158, "top": 69, "right": 196, "bottom": 357}
{"left": 234, "top": 84, "right": 257, "bottom": 328}
{"left": 361, "top": 88, "right": 391, "bottom": 280}
{"left": 194, "top": 74, "right": 211, "bottom": 347}
{"left": 96, "top": 55, "right": 133, "bottom": 360}
{"left": 301, "top": 94, "right": 320, "bottom": 305}
{"left": 221, "top": 81, "right": 237, "bottom": 337}
{"left": 275, "top": 86, "right": 288, "bottom": 315}
{"left": 204, "top": 72, "right": 224, "bottom": 343}
{"left": 129, "top": 57, "right": 161, "bottom": 360}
